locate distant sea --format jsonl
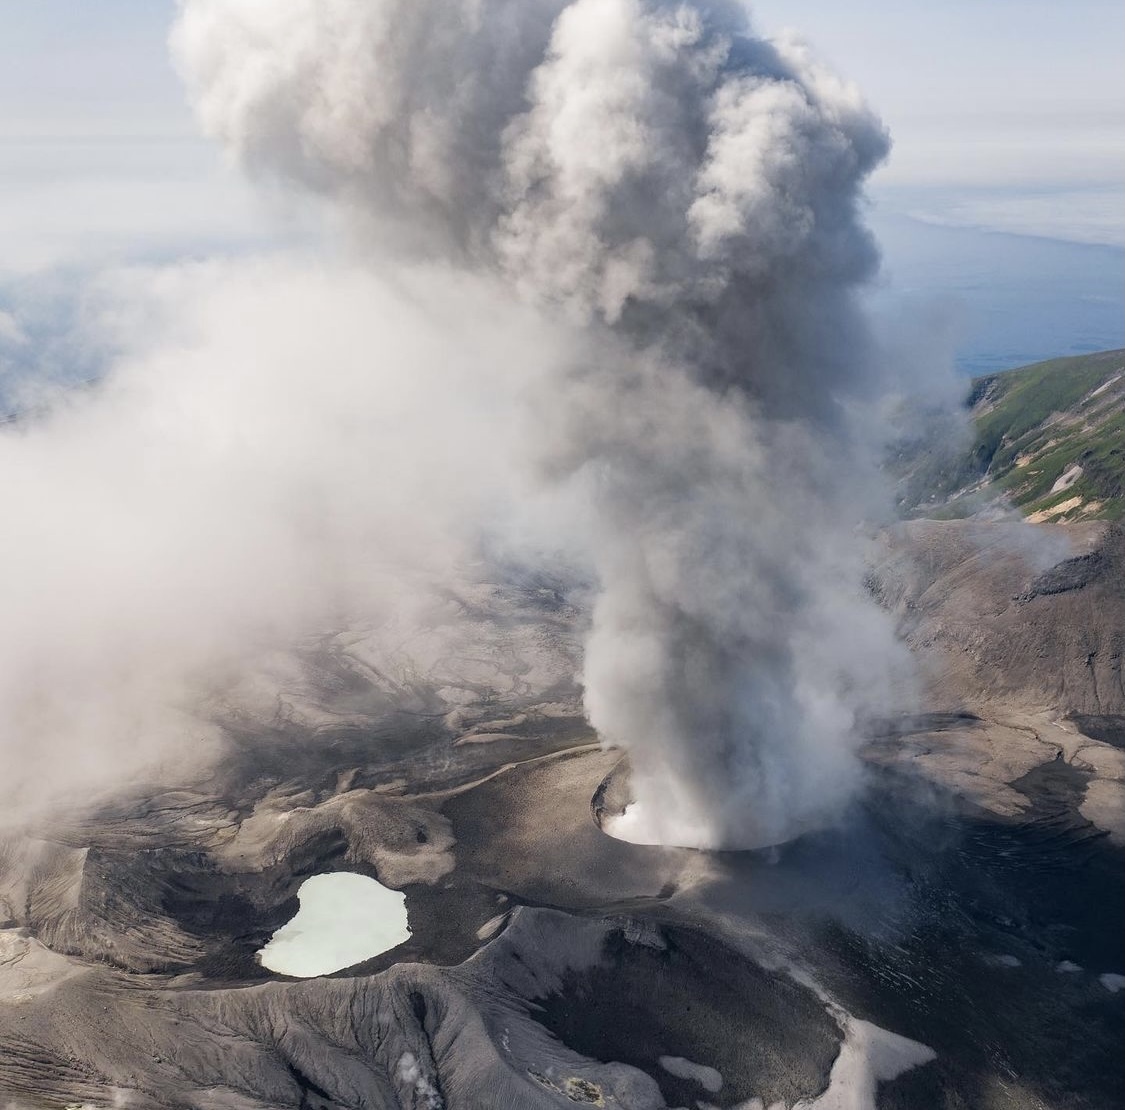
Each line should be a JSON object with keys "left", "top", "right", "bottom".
{"left": 869, "top": 210, "right": 1125, "bottom": 377}
{"left": 3, "top": 207, "right": 1123, "bottom": 412}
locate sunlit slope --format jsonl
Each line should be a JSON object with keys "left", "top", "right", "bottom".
{"left": 900, "top": 349, "right": 1125, "bottom": 521}
{"left": 970, "top": 349, "right": 1124, "bottom": 521}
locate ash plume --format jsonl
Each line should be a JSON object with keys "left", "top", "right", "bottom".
{"left": 174, "top": 0, "right": 913, "bottom": 848}
{"left": 0, "top": 0, "right": 918, "bottom": 847}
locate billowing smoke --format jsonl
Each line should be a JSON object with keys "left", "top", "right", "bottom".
{"left": 0, "top": 260, "right": 576, "bottom": 825}
{"left": 0, "top": 0, "right": 917, "bottom": 848}
{"left": 174, "top": 0, "right": 912, "bottom": 848}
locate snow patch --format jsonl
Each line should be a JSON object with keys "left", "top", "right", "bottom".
{"left": 793, "top": 1013, "right": 936, "bottom": 1109}
{"left": 987, "top": 954, "right": 1022, "bottom": 968}
{"left": 1089, "top": 372, "right": 1122, "bottom": 398}
{"left": 1049, "top": 464, "right": 1083, "bottom": 495}
{"left": 658, "top": 1055, "right": 723, "bottom": 1093}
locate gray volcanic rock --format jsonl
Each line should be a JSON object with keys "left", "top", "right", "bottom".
{"left": 1, "top": 525, "right": 1123, "bottom": 1109}
{"left": 0, "top": 902, "right": 843, "bottom": 1110}
{"left": 866, "top": 519, "right": 1125, "bottom": 847}
{"left": 871, "top": 520, "right": 1123, "bottom": 716}
{"left": 1016, "top": 549, "right": 1108, "bottom": 601}
{"left": 0, "top": 740, "right": 844, "bottom": 1109}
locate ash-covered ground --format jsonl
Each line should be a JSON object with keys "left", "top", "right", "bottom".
{"left": 1, "top": 521, "right": 1122, "bottom": 1110}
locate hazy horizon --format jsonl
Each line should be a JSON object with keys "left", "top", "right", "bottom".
{"left": 0, "top": 0, "right": 1122, "bottom": 402}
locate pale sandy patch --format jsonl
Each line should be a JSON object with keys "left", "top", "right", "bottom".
{"left": 1027, "top": 496, "right": 1082, "bottom": 523}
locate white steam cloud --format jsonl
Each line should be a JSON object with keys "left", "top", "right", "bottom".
{"left": 0, "top": 0, "right": 918, "bottom": 848}
{"left": 0, "top": 259, "right": 571, "bottom": 824}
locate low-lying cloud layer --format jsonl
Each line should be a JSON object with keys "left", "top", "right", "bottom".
{"left": 0, "top": 0, "right": 927, "bottom": 846}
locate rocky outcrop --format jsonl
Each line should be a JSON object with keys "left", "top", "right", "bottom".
{"left": 1, "top": 521, "right": 1123, "bottom": 1109}
{"left": 871, "top": 520, "right": 1124, "bottom": 716}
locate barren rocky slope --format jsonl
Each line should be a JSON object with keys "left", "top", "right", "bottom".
{"left": 0, "top": 520, "right": 1122, "bottom": 1109}
{"left": 867, "top": 520, "right": 1125, "bottom": 843}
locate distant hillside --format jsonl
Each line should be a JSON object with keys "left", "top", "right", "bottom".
{"left": 898, "top": 349, "right": 1125, "bottom": 522}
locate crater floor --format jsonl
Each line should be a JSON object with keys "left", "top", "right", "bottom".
{"left": 0, "top": 526, "right": 1121, "bottom": 1109}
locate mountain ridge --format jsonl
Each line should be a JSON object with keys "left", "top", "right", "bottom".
{"left": 898, "top": 348, "right": 1125, "bottom": 522}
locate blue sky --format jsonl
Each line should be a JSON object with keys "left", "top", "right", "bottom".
{"left": 0, "top": 0, "right": 1122, "bottom": 372}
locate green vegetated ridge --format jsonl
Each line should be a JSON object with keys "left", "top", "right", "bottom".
{"left": 971, "top": 349, "right": 1124, "bottom": 521}
{"left": 904, "top": 349, "right": 1125, "bottom": 522}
